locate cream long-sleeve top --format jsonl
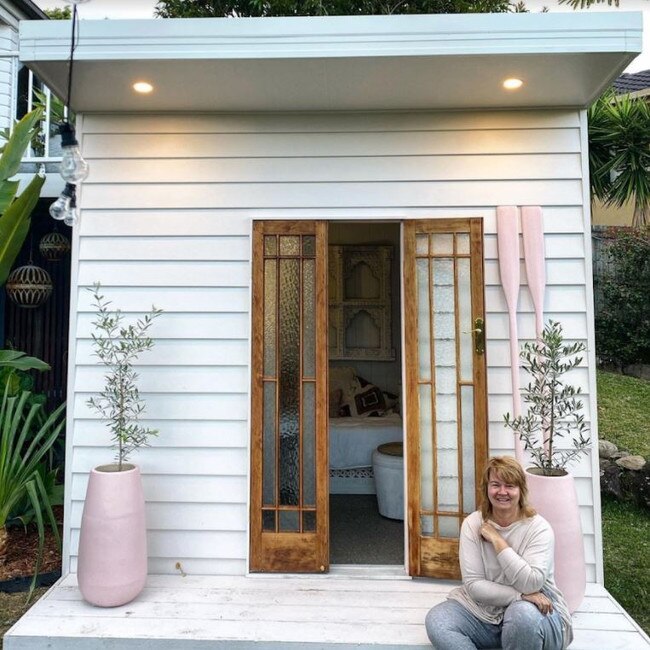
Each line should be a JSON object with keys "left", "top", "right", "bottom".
{"left": 448, "top": 510, "right": 573, "bottom": 649}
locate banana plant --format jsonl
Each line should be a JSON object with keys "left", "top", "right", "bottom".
{"left": 0, "top": 386, "right": 66, "bottom": 595}
{"left": 0, "top": 108, "right": 46, "bottom": 286}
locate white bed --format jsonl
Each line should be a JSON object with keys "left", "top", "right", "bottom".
{"left": 329, "top": 414, "right": 403, "bottom": 494}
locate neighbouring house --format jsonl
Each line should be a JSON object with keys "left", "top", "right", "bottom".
{"left": 6, "top": 10, "right": 649, "bottom": 649}
{"left": 591, "top": 67, "right": 650, "bottom": 227}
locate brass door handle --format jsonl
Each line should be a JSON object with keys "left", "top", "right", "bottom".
{"left": 473, "top": 317, "right": 485, "bottom": 355}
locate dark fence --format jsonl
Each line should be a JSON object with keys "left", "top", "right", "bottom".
{"left": 591, "top": 225, "right": 618, "bottom": 317}
{"left": 3, "top": 199, "right": 71, "bottom": 410}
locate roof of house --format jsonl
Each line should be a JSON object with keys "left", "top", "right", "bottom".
{"left": 19, "top": 11, "right": 643, "bottom": 113}
{"left": 613, "top": 69, "right": 650, "bottom": 95}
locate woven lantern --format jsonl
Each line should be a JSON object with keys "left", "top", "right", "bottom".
{"left": 39, "top": 231, "right": 71, "bottom": 262}
{"left": 6, "top": 264, "right": 53, "bottom": 308}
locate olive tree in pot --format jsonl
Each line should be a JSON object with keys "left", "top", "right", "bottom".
{"left": 78, "top": 283, "right": 162, "bottom": 607}
{"left": 504, "top": 320, "right": 591, "bottom": 613}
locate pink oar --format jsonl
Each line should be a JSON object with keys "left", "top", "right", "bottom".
{"left": 521, "top": 206, "right": 546, "bottom": 339}
{"left": 521, "top": 206, "right": 547, "bottom": 454}
{"left": 496, "top": 206, "right": 524, "bottom": 464}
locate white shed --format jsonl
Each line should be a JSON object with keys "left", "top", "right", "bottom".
{"left": 18, "top": 9, "right": 642, "bottom": 588}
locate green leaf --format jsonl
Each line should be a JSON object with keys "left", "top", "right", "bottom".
{"left": 0, "top": 172, "right": 46, "bottom": 286}
{"left": 0, "top": 180, "right": 20, "bottom": 214}
{"left": 0, "top": 350, "right": 50, "bottom": 372}
{"left": 0, "top": 109, "right": 43, "bottom": 182}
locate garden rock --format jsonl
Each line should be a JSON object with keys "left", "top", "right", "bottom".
{"left": 615, "top": 455, "right": 646, "bottom": 471}
{"left": 599, "top": 440, "right": 618, "bottom": 459}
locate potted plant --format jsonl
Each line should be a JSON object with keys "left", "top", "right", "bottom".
{"left": 77, "top": 283, "right": 162, "bottom": 607}
{"left": 504, "top": 320, "right": 591, "bottom": 613}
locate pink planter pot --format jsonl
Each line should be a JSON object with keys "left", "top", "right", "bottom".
{"left": 77, "top": 463, "right": 147, "bottom": 607}
{"left": 525, "top": 469, "right": 586, "bottom": 613}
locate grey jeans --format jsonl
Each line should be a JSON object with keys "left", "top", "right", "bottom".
{"left": 425, "top": 599, "right": 564, "bottom": 650}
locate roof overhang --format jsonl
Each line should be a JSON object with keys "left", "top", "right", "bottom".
{"left": 19, "top": 12, "right": 643, "bottom": 113}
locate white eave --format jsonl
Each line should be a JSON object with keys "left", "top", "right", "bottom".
{"left": 19, "top": 12, "right": 643, "bottom": 112}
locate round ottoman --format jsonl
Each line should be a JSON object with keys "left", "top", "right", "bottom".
{"left": 372, "top": 442, "right": 404, "bottom": 520}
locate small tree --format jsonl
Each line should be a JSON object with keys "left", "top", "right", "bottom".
{"left": 504, "top": 321, "right": 591, "bottom": 476}
{"left": 86, "top": 284, "right": 162, "bottom": 470}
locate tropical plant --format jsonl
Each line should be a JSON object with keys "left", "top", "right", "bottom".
{"left": 588, "top": 90, "right": 650, "bottom": 227}
{"left": 29, "top": 88, "right": 68, "bottom": 157}
{"left": 0, "top": 386, "right": 66, "bottom": 592}
{"left": 0, "top": 109, "right": 46, "bottom": 286}
{"left": 559, "top": 0, "right": 618, "bottom": 7}
{"left": 86, "top": 284, "right": 162, "bottom": 471}
{"left": 504, "top": 320, "right": 591, "bottom": 475}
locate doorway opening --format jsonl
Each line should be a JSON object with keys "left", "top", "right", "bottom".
{"left": 327, "top": 222, "right": 404, "bottom": 565}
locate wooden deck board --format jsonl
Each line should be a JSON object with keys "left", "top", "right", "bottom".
{"left": 5, "top": 575, "right": 650, "bottom": 649}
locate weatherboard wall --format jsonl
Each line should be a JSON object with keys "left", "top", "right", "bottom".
{"left": 63, "top": 109, "right": 601, "bottom": 582}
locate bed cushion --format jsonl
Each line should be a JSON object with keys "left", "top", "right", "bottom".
{"left": 340, "top": 382, "right": 386, "bottom": 417}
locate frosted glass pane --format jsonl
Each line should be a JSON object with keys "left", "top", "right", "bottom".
{"left": 435, "top": 394, "right": 457, "bottom": 422}
{"left": 462, "top": 386, "right": 476, "bottom": 514}
{"left": 438, "top": 475, "right": 459, "bottom": 511}
{"left": 437, "top": 422, "right": 457, "bottom": 449}
{"left": 302, "top": 235, "right": 315, "bottom": 257}
{"left": 262, "top": 510, "right": 276, "bottom": 532}
{"left": 434, "top": 312, "right": 455, "bottom": 340}
{"left": 263, "top": 259, "right": 277, "bottom": 377}
{"left": 416, "top": 234, "right": 429, "bottom": 255}
{"left": 263, "top": 381, "right": 276, "bottom": 505}
{"left": 438, "top": 516, "right": 460, "bottom": 538}
{"left": 457, "top": 233, "right": 470, "bottom": 255}
{"left": 264, "top": 235, "right": 277, "bottom": 256}
{"left": 433, "top": 340, "right": 455, "bottom": 367}
{"left": 433, "top": 259, "right": 454, "bottom": 290}
{"left": 279, "top": 259, "right": 300, "bottom": 506}
{"left": 432, "top": 234, "right": 453, "bottom": 255}
{"left": 436, "top": 367, "right": 456, "bottom": 394}
{"left": 302, "top": 382, "right": 316, "bottom": 507}
{"left": 419, "top": 383, "right": 434, "bottom": 511}
{"left": 303, "top": 511, "right": 316, "bottom": 532}
{"left": 303, "top": 259, "right": 315, "bottom": 377}
{"left": 280, "top": 236, "right": 300, "bottom": 255}
{"left": 417, "top": 259, "right": 431, "bottom": 381}
{"left": 279, "top": 510, "right": 299, "bottom": 532}
{"left": 421, "top": 515, "right": 434, "bottom": 537}
{"left": 458, "top": 258, "right": 473, "bottom": 382}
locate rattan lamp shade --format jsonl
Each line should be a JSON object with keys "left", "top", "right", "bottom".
{"left": 6, "top": 264, "right": 53, "bottom": 308}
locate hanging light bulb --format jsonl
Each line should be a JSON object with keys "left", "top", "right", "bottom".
{"left": 64, "top": 192, "right": 79, "bottom": 227}
{"left": 59, "top": 122, "right": 89, "bottom": 184}
{"left": 50, "top": 183, "right": 76, "bottom": 221}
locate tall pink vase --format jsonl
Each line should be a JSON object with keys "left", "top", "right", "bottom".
{"left": 77, "top": 464, "right": 147, "bottom": 607}
{"left": 525, "top": 469, "right": 586, "bottom": 613}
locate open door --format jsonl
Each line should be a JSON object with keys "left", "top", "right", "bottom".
{"left": 250, "top": 221, "right": 329, "bottom": 572}
{"left": 404, "top": 219, "right": 488, "bottom": 579}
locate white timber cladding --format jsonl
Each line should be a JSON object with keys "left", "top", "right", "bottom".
{"left": 66, "top": 109, "right": 599, "bottom": 581}
{"left": 0, "top": 26, "right": 17, "bottom": 131}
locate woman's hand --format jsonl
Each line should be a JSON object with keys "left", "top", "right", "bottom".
{"left": 522, "top": 591, "right": 554, "bottom": 615}
{"left": 480, "top": 522, "right": 509, "bottom": 554}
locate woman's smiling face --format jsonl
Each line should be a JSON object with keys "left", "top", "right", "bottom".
{"left": 487, "top": 471, "right": 521, "bottom": 519}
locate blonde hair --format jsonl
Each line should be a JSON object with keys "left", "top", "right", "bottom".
{"left": 479, "top": 456, "right": 536, "bottom": 520}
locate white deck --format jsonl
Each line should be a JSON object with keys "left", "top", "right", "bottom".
{"left": 5, "top": 572, "right": 650, "bottom": 649}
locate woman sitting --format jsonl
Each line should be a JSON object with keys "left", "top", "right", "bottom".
{"left": 425, "top": 456, "right": 573, "bottom": 649}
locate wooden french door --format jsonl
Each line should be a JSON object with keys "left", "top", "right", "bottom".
{"left": 404, "top": 219, "right": 488, "bottom": 579}
{"left": 250, "top": 221, "right": 329, "bottom": 572}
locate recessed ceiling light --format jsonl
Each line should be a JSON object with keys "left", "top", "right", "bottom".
{"left": 503, "top": 78, "right": 524, "bottom": 91}
{"left": 133, "top": 82, "right": 154, "bottom": 94}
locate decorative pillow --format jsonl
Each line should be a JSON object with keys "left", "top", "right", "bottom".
{"left": 339, "top": 382, "right": 386, "bottom": 417}
{"left": 329, "top": 366, "right": 359, "bottom": 402}
{"left": 329, "top": 388, "right": 343, "bottom": 418}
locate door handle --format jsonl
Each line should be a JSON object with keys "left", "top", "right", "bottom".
{"left": 473, "top": 317, "right": 485, "bottom": 355}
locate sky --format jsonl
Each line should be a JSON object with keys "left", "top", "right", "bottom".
{"left": 34, "top": 0, "right": 649, "bottom": 73}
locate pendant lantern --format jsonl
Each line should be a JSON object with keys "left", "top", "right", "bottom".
{"left": 6, "top": 264, "right": 53, "bottom": 308}
{"left": 39, "top": 231, "right": 71, "bottom": 262}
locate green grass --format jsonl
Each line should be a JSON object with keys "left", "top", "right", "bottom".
{"left": 597, "top": 369, "right": 650, "bottom": 634}
{"left": 597, "top": 370, "right": 650, "bottom": 457}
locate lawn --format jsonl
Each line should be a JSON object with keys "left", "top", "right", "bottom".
{"left": 597, "top": 370, "right": 650, "bottom": 635}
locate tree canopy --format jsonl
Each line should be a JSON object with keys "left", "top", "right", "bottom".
{"left": 155, "top": 0, "right": 526, "bottom": 18}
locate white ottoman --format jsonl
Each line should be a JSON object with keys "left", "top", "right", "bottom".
{"left": 372, "top": 442, "right": 404, "bottom": 520}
